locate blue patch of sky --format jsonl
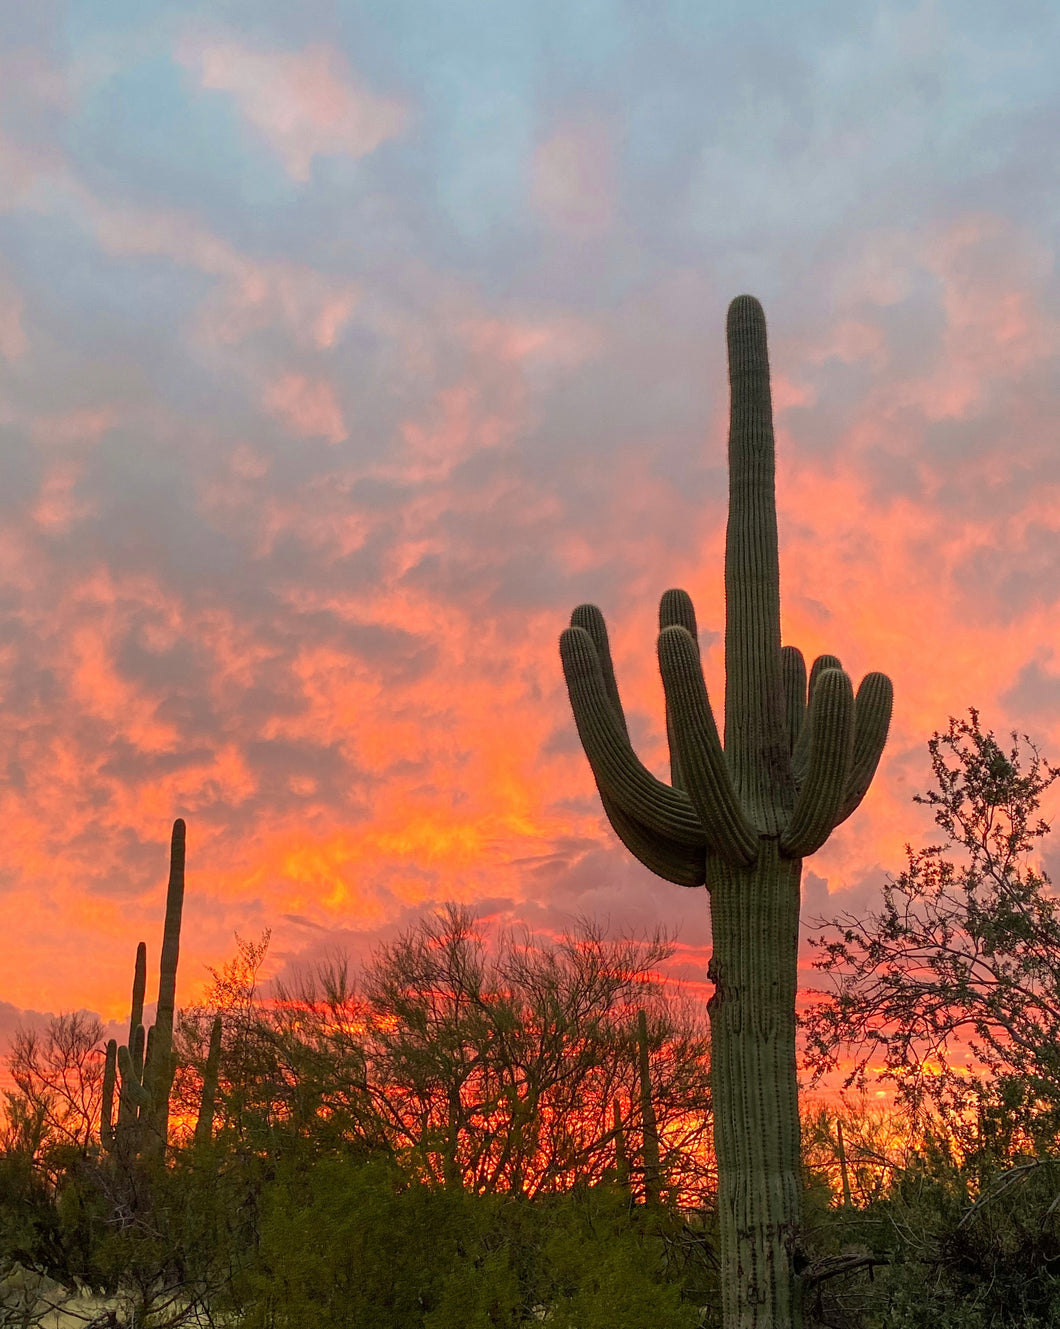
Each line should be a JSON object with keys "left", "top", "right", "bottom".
{"left": 65, "top": 53, "right": 299, "bottom": 215}
{"left": 0, "top": 210, "right": 210, "bottom": 366}
{"left": 35, "top": 0, "right": 1060, "bottom": 335}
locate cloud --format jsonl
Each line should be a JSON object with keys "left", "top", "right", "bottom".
{"left": 2, "top": 0, "right": 1060, "bottom": 1080}
{"left": 531, "top": 118, "right": 614, "bottom": 235}
{"left": 179, "top": 38, "right": 409, "bottom": 181}
{"left": 264, "top": 373, "right": 348, "bottom": 443}
{"left": 78, "top": 190, "right": 360, "bottom": 350}
{"left": 0, "top": 264, "right": 26, "bottom": 358}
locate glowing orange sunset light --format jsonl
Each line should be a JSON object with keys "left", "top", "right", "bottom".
{"left": 0, "top": 11, "right": 1057, "bottom": 1178}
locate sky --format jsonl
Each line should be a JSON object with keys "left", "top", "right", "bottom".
{"left": 2, "top": 0, "right": 1060, "bottom": 1055}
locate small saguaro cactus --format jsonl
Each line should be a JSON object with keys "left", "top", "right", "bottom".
{"left": 100, "top": 819, "right": 187, "bottom": 1162}
{"left": 193, "top": 1014, "right": 223, "bottom": 1147}
{"left": 559, "top": 296, "right": 892, "bottom": 1329}
{"left": 612, "top": 1098, "right": 630, "bottom": 1191}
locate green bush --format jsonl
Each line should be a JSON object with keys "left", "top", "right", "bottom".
{"left": 239, "top": 1159, "right": 710, "bottom": 1328}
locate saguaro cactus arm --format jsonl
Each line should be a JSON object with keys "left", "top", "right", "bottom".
{"left": 782, "top": 646, "right": 807, "bottom": 757}
{"left": 570, "top": 603, "right": 629, "bottom": 736}
{"left": 566, "top": 601, "right": 709, "bottom": 885}
{"left": 117, "top": 1044, "right": 151, "bottom": 1110}
{"left": 660, "top": 588, "right": 699, "bottom": 789}
{"left": 101, "top": 1040, "right": 117, "bottom": 1152}
{"left": 836, "top": 672, "right": 893, "bottom": 824}
{"left": 599, "top": 792, "right": 707, "bottom": 886}
{"left": 128, "top": 942, "right": 146, "bottom": 1050}
{"left": 560, "top": 626, "right": 706, "bottom": 846}
{"left": 781, "top": 668, "right": 854, "bottom": 858}
{"left": 116, "top": 1025, "right": 144, "bottom": 1131}
{"left": 792, "top": 653, "right": 843, "bottom": 783}
{"left": 657, "top": 626, "right": 759, "bottom": 866}
{"left": 131, "top": 1023, "right": 145, "bottom": 1080}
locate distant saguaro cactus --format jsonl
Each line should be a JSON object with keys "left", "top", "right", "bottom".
{"left": 101, "top": 819, "right": 187, "bottom": 1162}
{"left": 193, "top": 1014, "right": 223, "bottom": 1148}
{"left": 559, "top": 296, "right": 892, "bottom": 1328}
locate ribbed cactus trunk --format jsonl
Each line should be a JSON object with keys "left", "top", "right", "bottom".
{"left": 708, "top": 848, "right": 802, "bottom": 1324}
{"left": 559, "top": 297, "right": 892, "bottom": 1329}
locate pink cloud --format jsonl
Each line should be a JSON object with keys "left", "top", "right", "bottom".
{"left": 264, "top": 373, "right": 348, "bottom": 443}
{"left": 464, "top": 313, "right": 603, "bottom": 371}
{"left": 32, "top": 460, "right": 91, "bottom": 533}
{"left": 180, "top": 38, "right": 409, "bottom": 181}
{"left": 531, "top": 118, "right": 614, "bottom": 235}
{"left": 81, "top": 192, "right": 359, "bottom": 350}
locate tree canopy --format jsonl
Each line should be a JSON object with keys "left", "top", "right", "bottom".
{"left": 804, "top": 709, "right": 1060, "bottom": 1142}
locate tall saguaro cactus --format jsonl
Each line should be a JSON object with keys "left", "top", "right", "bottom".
{"left": 559, "top": 296, "right": 892, "bottom": 1328}
{"left": 101, "top": 819, "right": 187, "bottom": 1162}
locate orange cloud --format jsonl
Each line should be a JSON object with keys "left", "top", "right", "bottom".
{"left": 2, "top": 187, "right": 1059, "bottom": 1073}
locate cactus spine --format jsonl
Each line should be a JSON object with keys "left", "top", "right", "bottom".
{"left": 100, "top": 820, "right": 187, "bottom": 1161}
{"left": 559, "top": 297, "right": 892, "bottom": 1328}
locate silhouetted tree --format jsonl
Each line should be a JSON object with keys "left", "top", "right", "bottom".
{"left": 4, "top": 1012, "right": 105, "bottom": 1165}
{"left": 804, "top": 710, "right": 1060, "bottom": 1143}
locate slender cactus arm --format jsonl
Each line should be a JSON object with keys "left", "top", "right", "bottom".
{"left": 657, "top": 626, "right": 759, "bottom": 866}
{"left": 117, "top": 1044, "right": 151, "bottom": 1109}
{"left": 129, "top": 941, "right": 146, "bottom": 1046}
{"left": 808, "top": 654, "right": 843, "bottom": 695}
{"left": 560, "top": 626, "right": 706, "bottom": 845}
{"left": 781, "top": 646, "right": 806, "bottom": 756}
{"left": 570, "top": 604, "right": 628, "bottom": 737}
{"left": 781, "top": 667, "right": 854, "bottom": 858}
{"left": 116, "top": 1025, "right": 145, "bottom": 1127}
{"left": 571, "top": 600, "right": 707, "bottom": 883}
{"left": 101, "top": 1040, "right": 117, "bottom": 1150}
{"left": 793, "top": 653, "right": 843, "bottom": 781}
{"left": 660, "top": 589, "right": 699, "bottom": 789}
{"left": 660, "top": 588, "right": 698, "bottom": 637}
{"left": 142, "top": 1023, "right": 156, "bottom": 1087}
{"left": 601, "top": 790, "right": 707, "bottom": 887}
{"left": 834, "top": 671, "right": 893, "bottom": 825}
{"left": 132, "top": 1022, "right": 145, "bottom": 1079}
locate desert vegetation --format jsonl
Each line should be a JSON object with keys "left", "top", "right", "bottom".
{"left": 4, "top": 302, "right": 1059, "bottom": 1329}
{"left": 2, "top": 711, "right": 1060, "bottom": 1327}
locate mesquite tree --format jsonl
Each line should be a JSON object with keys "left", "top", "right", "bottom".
{"left": 804, "top": 711, "right": 1060, "bottom": 1142}
{"left": 559, "top": 296, "right": 892, "bottom": 1328}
